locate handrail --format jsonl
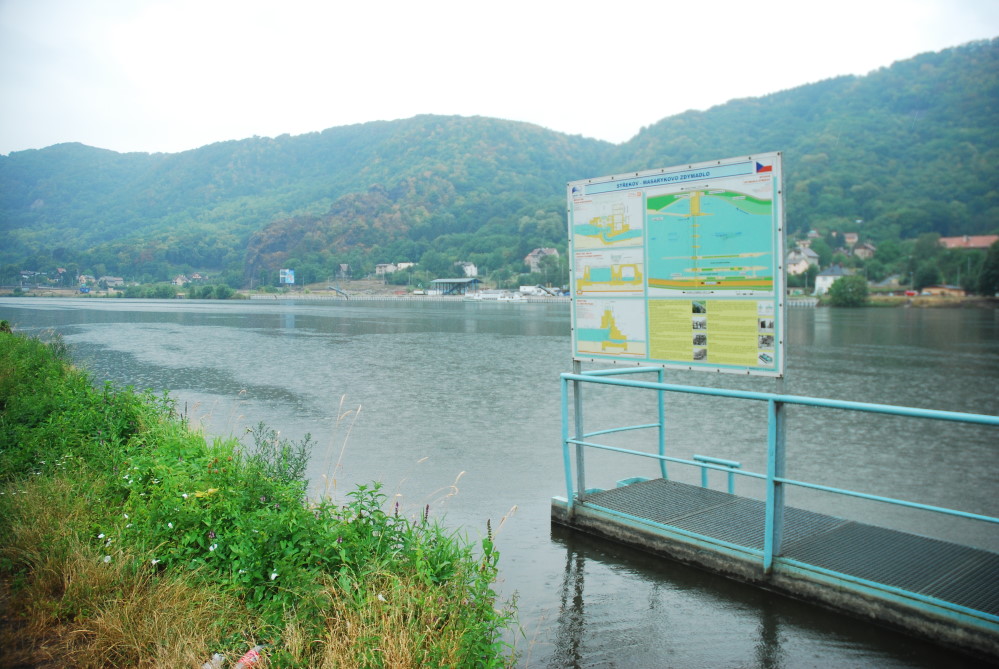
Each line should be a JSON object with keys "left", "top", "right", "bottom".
{"left": 560, "top": 371, "right": 999, "bottom": 573}
{"left": 561, "top": 372, "right": 999, "bottom": 426}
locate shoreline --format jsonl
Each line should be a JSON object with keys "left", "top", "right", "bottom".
{"left": 2, "top": 285, "right": 997, "bottom": 309}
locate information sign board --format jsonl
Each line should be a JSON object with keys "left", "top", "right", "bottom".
{"left": 279, "top": 269, "right": 295, "bottom": 285}
{"left": 567, "top": 153, "right": 785, "bottom": 376}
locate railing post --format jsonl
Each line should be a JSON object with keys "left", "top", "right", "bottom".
{"left": 561, "top": 374, "right": 575, "bottom": 511}
{"left": 573, "top": 360, "right": 587, "bottom": 503}
{"left": 657, "top": 367, "right": 668, "bottom": 480}
{"left": 763, "top": 395, "right": 786, "bottom": 574}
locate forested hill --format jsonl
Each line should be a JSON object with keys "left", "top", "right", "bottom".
{"left": 1, "top": 38, "right": 996, "bottom": 289}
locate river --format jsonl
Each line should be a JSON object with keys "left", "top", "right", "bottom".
{"left": 2, "top": 297, "right": 997, "bottom": 668}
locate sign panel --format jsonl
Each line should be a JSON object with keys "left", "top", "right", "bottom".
{"left": 279, "top": 269, "right": 295, "bottom": 285}
{"left": 568, "top": 153, "right": 785, "bottom": 376}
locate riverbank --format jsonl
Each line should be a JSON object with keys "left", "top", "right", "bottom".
{"left": 0, "top": 330, "right": 514, "bottom": 667}
{"left": 4, "top": 283, "right": 996, "bottom": 308}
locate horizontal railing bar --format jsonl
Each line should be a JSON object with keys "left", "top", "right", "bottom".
{"left": 586, "top": 501, "right": 765, "bottom": 558}
{"left": 776, "top": 476, "right": 999, "bottom": 524}
{"left": 570, "top": 436, "right": 997, "bottom": 522}
{"left": 561, "top": 373, "right": 999, "bottom": 426}
{"left": 778, "top": 557, "right": 999, "bottom": 623}
{"left": 567, "top": 438, "right": 766, "bottom": 480}
{"left": 583, "top": 423, "right": 661, "bottom": 439}
{"left": 693, "top": 454, "right": 742, "bottom": 469}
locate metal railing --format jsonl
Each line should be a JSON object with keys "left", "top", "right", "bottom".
{"left": 560, "top": 366, "right": 999, "bottom": 572}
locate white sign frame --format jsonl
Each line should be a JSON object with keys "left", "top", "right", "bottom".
{"left": 567, "top": 153, "right": 785, "bottom": 377}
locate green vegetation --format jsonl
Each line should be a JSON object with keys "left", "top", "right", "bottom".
{"left": 1, "top": 40, "right": 996, "bottom": 293}
{"left": 825, "top": 274, "right": 870, "bottom": 307}
{"left": 0, "top": 330, "right": 515, "bottom": 667}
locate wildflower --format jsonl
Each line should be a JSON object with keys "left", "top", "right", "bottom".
{"left": 123, "top": 513, "right": 128, "bottom": 519}
{"left": 168, "top": 522, "right": 174, "bottom": 529}
{"left": 151, "top": 559, "right": 160, "bottom": 565}
{"left": 270, "top": 572, "right": 278, "bottom": 580}
{"left": 208, "top": 530, "right": 216, "bottom": 539}
{"left": 182, "top": 493, "right": 189, "bottom": 499}
{"left": 98, "top": 533, "right": 105, "bottom": 539}
{"left": 377, "top": 593, "right": 387, "bottom": 602}
{"left": 209, "top": 543, "right": 218, "bottom": 552}
{"left": 103, "top": 555, "right": 111, "bottom": 563}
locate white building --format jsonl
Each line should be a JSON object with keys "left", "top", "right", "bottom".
{"left": 813, "top": 265, "right": 852, "bottom": 296}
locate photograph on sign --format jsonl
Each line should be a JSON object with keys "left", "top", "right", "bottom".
{"left": 567, "top": 153, "right": 785, "bottom": 376}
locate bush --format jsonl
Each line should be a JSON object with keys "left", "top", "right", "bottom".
{"left": 0, "top": 331, "right": 515, "bottom": 666}
{"left": 826, "top": 274, "right": 869, "bottom": 307}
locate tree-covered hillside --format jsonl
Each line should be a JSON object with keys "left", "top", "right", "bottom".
{"left": 1, "top": 39, "right": 996, "bottom": 291}
{"left": 617, "top": 39, "right": 999, "bottom": 241}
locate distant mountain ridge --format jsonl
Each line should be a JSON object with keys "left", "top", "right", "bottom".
{"left": 1, "top": 38, "right": 996, "bottom": 287}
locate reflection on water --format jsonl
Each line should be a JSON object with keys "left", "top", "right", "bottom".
{"left": 1, "top": 298, "right": 996, "bottom": 667}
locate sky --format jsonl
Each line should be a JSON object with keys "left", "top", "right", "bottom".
{"left": 1, "top": 0, "right": 998, "bottom": 156}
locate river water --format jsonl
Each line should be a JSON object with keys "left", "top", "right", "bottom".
{"left": 2, "top": 298, "right": 997, "bottom": 668}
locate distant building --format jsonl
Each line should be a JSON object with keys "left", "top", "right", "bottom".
{"left": 786, "top": 247, "right": 820, "bottom": 275}
{"left": 525, "top": 248, "right": 559, "bottom": 272}
{"left": 375, "top": 263, "right": 397, "bottom": 276}
{"left": 852, "top": 242, "right": 877, "bottom": 260}
{"left": 428, "top": 278, "right": 481, "bottom": 296}
{"left": 99, "top": 276, "right": 124, "bottom": 288}
{"left": 921, "top": 285, "right": 966, "bottom": 297}
{"left": 938, "top": 235, "right": 999, "bottom": 250}
{"left": 454, "top": 261, "right": 478, "bottom": 277}
{"left": 173, "top": 275, "right": 189, "bottom": 286}
{"left": 843, "top": 232, "right": 859, "bottom": 247}
{"left": 813, "top": 264, "right": 852, "bottom": 296}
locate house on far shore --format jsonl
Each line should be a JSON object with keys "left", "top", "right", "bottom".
{"left": 938, "top": 235, "right": 999, "bottom": 250}
{"left": 921, "top": 285, "right": 966, "bottom": 297}
{"left": 813, "top": 264, "right": 852, "bottom": 296}
{"left": 786, "top": 247, "right": 820, "bottom": 275}
{"left": 524, "top": 248, "right": 559, "bottom": 273}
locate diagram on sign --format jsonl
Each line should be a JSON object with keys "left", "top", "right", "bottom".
{"left": 574, "top": 298, "right": 647, "bottom": 357}
{"left": 646, "top": 186, "right": 775, "bottom": 296}
{"left": 574, "top": 248, "right": 644, "bottom": 295}
{"left": 571, "top": 192, "right": 644, "bottom": 249}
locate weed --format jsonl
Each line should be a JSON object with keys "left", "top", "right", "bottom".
{"left": 0, "top": 331, "right": 517, "bottom": 666}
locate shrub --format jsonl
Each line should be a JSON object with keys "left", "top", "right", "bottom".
{"left": 0, "top": 331, "right": 515, "bottom": 666}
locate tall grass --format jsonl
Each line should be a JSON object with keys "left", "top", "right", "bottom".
{"left": 0, "top": 330, "right": 516, "bottom": 667}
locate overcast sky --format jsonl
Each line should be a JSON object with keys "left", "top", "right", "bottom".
{"left": 1, "top": 0, "right": 997, "bottom": 155}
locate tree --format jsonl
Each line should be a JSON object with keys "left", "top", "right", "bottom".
{"left": 977, "top": 241, "right": 999, "bottom": 296}
{"left": 913, "top": 262, "right": 942, "bottom": 291}
{"left": 826, "top": 275, "right": 869, "bottom": 307}
{"left": 809, "top": 239, "right": 833, "bottom": 268}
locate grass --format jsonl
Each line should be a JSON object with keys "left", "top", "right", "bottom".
{"left": 0, "top": 329, "right": 516, "bottom": 667}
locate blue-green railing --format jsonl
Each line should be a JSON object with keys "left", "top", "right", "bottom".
{"left": 560, "top": 366, "right": 999, "bottom": 573}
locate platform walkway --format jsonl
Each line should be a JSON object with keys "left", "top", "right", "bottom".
{"left": 555, "top": 367, "right": 999, "bottom": 660}
{"left": 556, "top": 478, "right": 999, "bottom": 616}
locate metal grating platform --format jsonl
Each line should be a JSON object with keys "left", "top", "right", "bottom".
{"left": 583, "top": 478, "right": 999, "bottom": 616}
